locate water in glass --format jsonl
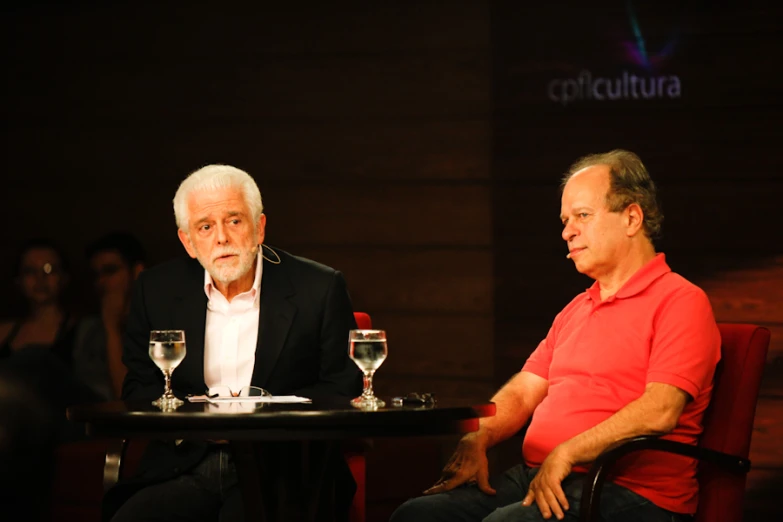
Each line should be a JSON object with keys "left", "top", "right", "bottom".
{"left": 349, "top": 329, "right": 387, "bottom": 409}
{"left": 149, "top": 330, "right": 186, "bottom": 408}
{"left": 149, "top": 340, "right": 186, "bottom": 371}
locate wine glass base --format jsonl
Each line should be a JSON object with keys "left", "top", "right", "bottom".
{"left": 152, "top": 396, "right": 184, "bottom": 409}
{"left": 351, "top": 396, "right": 385, "bottom": 409}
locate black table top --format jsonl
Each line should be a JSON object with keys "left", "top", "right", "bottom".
{"left": 67, "top": 397, "right": 496, "bottom": 440}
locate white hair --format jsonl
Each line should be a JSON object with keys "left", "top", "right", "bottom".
{"left": 173, "top": 164, "right": 264, "bottom": 230}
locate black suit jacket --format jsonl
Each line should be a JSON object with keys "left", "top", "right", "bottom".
{"left": 103, "top": 246, "right": 362, "bottom": 519}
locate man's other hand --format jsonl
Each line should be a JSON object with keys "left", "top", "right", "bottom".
{"left": 423, "top": 432, "right": 496, "bottom": 496}
{"left": 521, "top": 445, "right": 573, "bottom": 520}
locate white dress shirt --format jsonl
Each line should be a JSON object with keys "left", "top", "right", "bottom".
{"left": 202, "top": 252, "right": 263, "bottom": 393}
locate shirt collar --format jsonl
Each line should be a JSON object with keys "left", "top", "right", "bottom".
{"left": 586, "top": 252, "right": 670, "bottom": 302}
{"left": 203, "top": 249, "right": 263, "bottom": 304}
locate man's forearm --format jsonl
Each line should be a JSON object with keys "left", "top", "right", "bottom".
{"left": 558, "top": 382, "right": 687, "bottom": 465}
{"left": 476, "top": 371, "right": 549, "bottom": 448}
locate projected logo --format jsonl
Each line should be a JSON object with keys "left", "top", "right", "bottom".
{"left": 548, "top": 3, "right": 682, "bottom": 106}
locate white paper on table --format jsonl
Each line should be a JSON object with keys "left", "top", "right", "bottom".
{"left": 201, "top": 395, "right": 312, "bottom": 404}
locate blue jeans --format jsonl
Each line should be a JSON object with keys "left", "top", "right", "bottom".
{"left": 111, "top": 445, "right": 243, "bottom": 522}
{"left": 390, "top": 464, "right": 692, "bottom": 522}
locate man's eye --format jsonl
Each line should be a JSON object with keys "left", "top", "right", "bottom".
{"left": 201, "top": 224, "right": 210, "bottom": 231}
{"left": 579, "top": 213, "right": 589, "bottom": 218}
{"left": 230, "top": 219, "right": 240, "bottom": 225}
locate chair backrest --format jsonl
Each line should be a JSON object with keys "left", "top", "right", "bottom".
{"left": 354, "top": 312, "right": 372, "bottom": 330}
{"left": 695, "top": 323, "right": 770, "bottom": 522}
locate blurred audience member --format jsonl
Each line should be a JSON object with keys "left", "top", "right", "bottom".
{"left": 0, "top": 238, "right": 94, "bottom": 442}
{"left": 73, "top": 232, "right": 147, "bottom": 400}
{"left": 0, "top": 239, "right": 76, "bottom": 361}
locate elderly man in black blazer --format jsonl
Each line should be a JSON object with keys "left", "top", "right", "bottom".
{"left": 105, "top": 164, "right": 362, "bottom": 522}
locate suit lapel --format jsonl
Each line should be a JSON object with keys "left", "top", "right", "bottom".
{"left": 251, "top": 255, "right": 296, "bottom": 389}
{"left": 172, "top": 259, "right": 208, "bottom": 392}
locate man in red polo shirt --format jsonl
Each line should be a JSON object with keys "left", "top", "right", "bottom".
{"left": 391, "top": 150, "right": 720, "bottom": 522}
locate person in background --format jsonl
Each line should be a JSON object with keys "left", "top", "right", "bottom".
{"left": 391, "top": 150, "right": 720, "bottom": 522}
{"left": 0, "top": 239, "right": 76, "bottom": 361}
{"left": 105, "top": 164, "right": 362, "bottom": 522}
{"left": 0, "top": 238, "right": 95, "bottom": 442}
{"left": 72, "top": 232, "right": 147, "bottom": 401}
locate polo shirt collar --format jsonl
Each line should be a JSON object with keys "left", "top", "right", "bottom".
{"left": 586, "top": 253, "right": 670, "bottom": 302}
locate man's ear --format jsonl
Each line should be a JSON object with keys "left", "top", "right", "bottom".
{"left": 625, "top": 203, "right": 645, "bottom": 237}
{"left": 178, "top": 229, "right": 198, "bottom": 259}
{"left": 255, "top": 213, "right": 267, "bottom": 245}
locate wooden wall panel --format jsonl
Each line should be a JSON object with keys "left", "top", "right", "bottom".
{"left": 696, "top": 261, "right": 783, "bottom": 324}
{"left": 267, "top": 184, "right": 492, "bottom": 247}
{"left": 295, "top": 248, "right": 492, "bottom": 315}
{"left": 745, "top": 469, "right": 783, "bottom": 519}
{"left": 363, "top": 313, "right": 494, "bottom": 381}
{"left": 750, "top": 398, "right": 783, "bottom": 468}
{"left": 5, "top": 121, "right": 492, "bottom": 186}
{"left": 2, "top": 53, "right": 490, "bottom": 123}
{"left": 1, "top": 3, "right": 491, "bottom": 57}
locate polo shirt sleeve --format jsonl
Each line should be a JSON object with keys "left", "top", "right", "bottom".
{"left": 522, "top": 329, "right": 555, "bottom": 379}
{"left": 647, "top": 285, "right": 721, "bottom": 399}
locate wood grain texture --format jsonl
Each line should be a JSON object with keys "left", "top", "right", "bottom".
{"left": 361, "top": 313, "right": 494, "bottom": 380}
{"left": 266, "top": 183, "right": 492, "bottom": 247}
{"left": 291, "top": 247, "right": 493, "bottom": 315}
{"left": 745, "top": 468, "right": 783, "bottom": 519}
{"left": 749, "top": 398, "right": 783, "bottom": 468}
{"left": 4, "top": 121, "right": 492, "bottom": 187}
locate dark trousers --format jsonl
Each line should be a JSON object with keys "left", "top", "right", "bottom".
{"left": 390, "top": 463, "right": 693, "bottom": 522}
{"left": 110, "top": 441, "right": 354, "bottom": 522}
{"left": 111, "top": 445, "right": 243, "bottom": 522}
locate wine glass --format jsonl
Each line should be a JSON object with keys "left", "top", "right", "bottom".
{"left": 349, "top": 329, "right": 387, "bottom": 409}
{"left": 148, "top": 330, "right": 187, "bottom": 408}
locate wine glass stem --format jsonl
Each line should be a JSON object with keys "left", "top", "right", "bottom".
{"left": 362, "top": 370, "right": 376, "bottom": 399}
{"left": 163, "top": 370, "right": 173, "bottom": 398}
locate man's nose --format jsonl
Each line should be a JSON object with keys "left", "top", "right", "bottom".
{"left": 215, "top": 223, "right": 228, "bottom": 244}
{"left": 562, "top": 223, "right": 576, "bottom": 242}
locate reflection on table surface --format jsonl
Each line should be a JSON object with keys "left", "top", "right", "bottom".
{"left": 67, "top": 396, "right": 496, "bottom": 440}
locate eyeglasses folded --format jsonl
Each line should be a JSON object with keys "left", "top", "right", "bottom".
{"left": 391, "top": 392, "right": 437, "bottom": 407}
{"left": 207, "top": 385, "right": 271, "bottom": 398}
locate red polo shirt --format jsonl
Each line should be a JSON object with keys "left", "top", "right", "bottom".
{"left": 522, "top": 253, "right": 720, "bottom": 514}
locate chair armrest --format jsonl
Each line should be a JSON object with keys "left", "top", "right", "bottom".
{"left": 579, "top": 436, "right": 750, "bottom": 522}
{"left": 103, "top": 439, "right": 128, "bottom": 492}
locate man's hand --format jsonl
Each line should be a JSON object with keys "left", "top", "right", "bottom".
{"left": 423, "top": 432, "right": 496, "bottom": 496}
{"left": 522, "top": 445, "right": 574, "bottom": 520}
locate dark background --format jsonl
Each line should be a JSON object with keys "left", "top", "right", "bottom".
{"left": 1, "top": 1, "right": 781, "bottom": 519}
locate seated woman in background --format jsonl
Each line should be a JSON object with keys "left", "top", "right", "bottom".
{"left": 0, "top": 238, "right": 97, "bottom": 441}
{"left": 0, "top": 238, "right": 77, "bottom": 359}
